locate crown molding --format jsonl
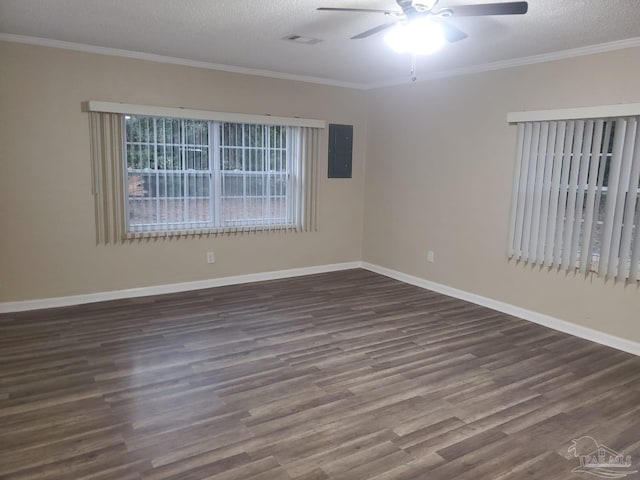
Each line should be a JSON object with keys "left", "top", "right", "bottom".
{"left": 365, "top": 37, "right": 640, "bottom": 90}
{"left": 1, "top": 32, "right": 639, "bottom": 91}
{"left": 0, "top": 33, "right": 367, "bottom": 90}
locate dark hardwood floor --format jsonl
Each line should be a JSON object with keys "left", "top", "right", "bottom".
{"left": 1, "top": 269, "right": 639, "bottom": 480}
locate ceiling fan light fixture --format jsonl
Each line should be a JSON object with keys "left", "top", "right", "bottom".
{"left": 383, "top": 17, "right": 445, "bottom": 55}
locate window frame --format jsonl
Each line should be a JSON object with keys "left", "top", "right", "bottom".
{"left": 87, "top": 102, "right": 322, "bottom": 244}
{"left": 122, "top": 116, "right": 295, "bottom": 235}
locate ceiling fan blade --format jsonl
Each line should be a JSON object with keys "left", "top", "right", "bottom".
{"left": 317, "top": 7, "right": 399, "bottom": 14}
{"left": 433, "top": 19, "right": 468, "bottom": 43}
{"left": 351, "top": 22, "right": 398, "bottom": 39}
{"left": 446, "top": 1, "right": 528, "bottom": 16}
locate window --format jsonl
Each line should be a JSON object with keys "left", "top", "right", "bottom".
{"left": 125, "top": 116, "right": 293, "bottom": 233}
{"left": 507, "top": 116, "right": 640, "bottom": 282}
{"left": 88, "top": 104, "right": 321, "bottom": 242}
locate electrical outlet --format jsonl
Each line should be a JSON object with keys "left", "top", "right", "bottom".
{"left": 206, "top": 251, "right": 215, "bottom": 264}
{"left": 427, "top": 250, "right": 435, "bottom": 263}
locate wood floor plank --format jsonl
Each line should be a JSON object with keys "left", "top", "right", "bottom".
{"left": 1, "top": 269, "right": 638, "bottom": 479}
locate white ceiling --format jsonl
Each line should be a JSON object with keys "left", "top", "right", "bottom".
{"left": 1, "top": 0, "right": 639, "bottom": 87}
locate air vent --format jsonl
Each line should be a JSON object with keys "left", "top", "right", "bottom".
{"left": 283, "top": 34, "right": 323, "bottom": 45}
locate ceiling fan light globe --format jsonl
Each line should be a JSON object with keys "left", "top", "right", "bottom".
{"left": 384, "top": 17, "right": 445, "bottom": 55}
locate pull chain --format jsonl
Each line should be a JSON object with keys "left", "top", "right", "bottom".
{"left": 410, "top": 53, "right": 418, "bottom": 82}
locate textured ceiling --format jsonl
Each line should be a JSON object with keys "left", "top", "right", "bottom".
{"left": 1, "top": 0, "right": 639, "bottom": 87}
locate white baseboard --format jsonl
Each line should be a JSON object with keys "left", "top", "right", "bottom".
{"left": 361, "top": 262, "right": 640, "bottom": 357}
{"left": 0, "top": 262, "right": 362, "bottom": 313}
{"left": 2, "top": 260, "right": 637, "bottom": 357}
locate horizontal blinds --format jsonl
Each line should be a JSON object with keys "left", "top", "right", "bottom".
{"left": 85, "top": 101, "right": 326, "bottom": 129}
{"left": 507, "top": 116, "right": 640, "bottom": 282}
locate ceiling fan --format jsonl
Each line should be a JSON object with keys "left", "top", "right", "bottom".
{"left": 318, "top": 0, "right": 528, "bottom": 42}
{"left": 317, "top": 0, "right": 528, "bottom": 80}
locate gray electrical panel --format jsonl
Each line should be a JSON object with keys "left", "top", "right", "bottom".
{"left": 328, "top": 124, "right": 353, "bottom": 178}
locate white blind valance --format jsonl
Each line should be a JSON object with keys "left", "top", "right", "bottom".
{"left": 507, "top": 103, "right": 640, "bottom": 123}
{"left": 85, "top": 101, "right": 326, "bottom": 129}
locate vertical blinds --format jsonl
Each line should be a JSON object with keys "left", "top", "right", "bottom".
{"left": 507, "top": 116, "right": 640, "bottom": 282}
{"left": 90, "top": 112, "right": 126, "bottom": 244}
{"left": 289, "top": 126, "right": 320, "bottom": 233}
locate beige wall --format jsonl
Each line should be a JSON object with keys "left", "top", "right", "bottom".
{"left": 0, "top": 42, "right": 367, "bottom": 301}
{"left": 2, "top": 40, "right": 638, "bottom": 344}
{"left": 363, "top": 48, "right": 640, "bottom": 342}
